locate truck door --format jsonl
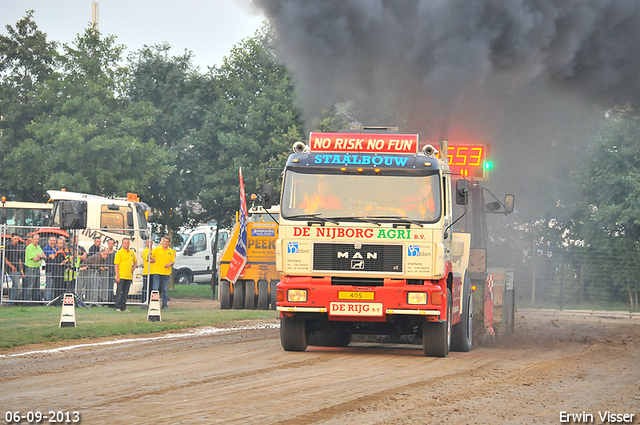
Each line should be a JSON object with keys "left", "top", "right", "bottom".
{"left": 182, "top": 231, "right": 210, "bottom": 282}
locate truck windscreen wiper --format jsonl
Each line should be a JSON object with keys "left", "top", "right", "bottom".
{"left": 284, "top": 213, "right": 339, "bottom": 225}
{"left": 364, "top": 215, "right": 424, "bottom": 227}
{"left": 330, "top": 216, "right": 382, "bottom": 226}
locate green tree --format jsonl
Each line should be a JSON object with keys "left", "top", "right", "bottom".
{"left": 127, "top": 43, "right": 209, "bottom": 233}
{"left": 0, "top": 11, "right": 61, "bottom": 200}
{"left": 573, "top": 115, "right": 640, "bottom": 308}
{"left": 9, "top": 26, "right": 170, "bottom": 200}
{"left": 193, "top": 27, "right": 303, "bottom": 228}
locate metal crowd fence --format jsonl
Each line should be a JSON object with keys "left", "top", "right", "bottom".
{"left": 1, "top": 224, "right": 156, "bottom": 307}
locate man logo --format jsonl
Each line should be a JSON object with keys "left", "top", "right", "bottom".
{"left": 287, "top": 242, "right": 299, "bottom": 254}
{"left": 351, "top": 260, "right": 364, "bottom": 269}
{"left": 337, "top": 251, "right": 378, "bottom": 259}
{"left": 408, "top": 245, "right": 420, "bottom": 257}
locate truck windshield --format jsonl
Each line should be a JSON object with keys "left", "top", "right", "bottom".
{"left": 281, "top": 172, "right": 441, "bottom": 222}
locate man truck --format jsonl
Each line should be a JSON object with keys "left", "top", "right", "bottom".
{"left": 264, "top": 128, "right": 473, "bottom": 357}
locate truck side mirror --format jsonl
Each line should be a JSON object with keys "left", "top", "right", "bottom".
{"left": 456, "top": 179, "right": 469, "bottom": 205}
{"left": 0, "top": 208, "right": 6, "bottom": 225}
{"left": 504, "top": 194, "right": 515, "bottom": 214}
{"left": 263, "top": 183, "right": 274, "bottom": 210}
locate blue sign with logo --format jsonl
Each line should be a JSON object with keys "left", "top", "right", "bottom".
{"left": 408, "top": 245, "right": 420, "bottom": 257}
{"left": 287, "top": 242, "right": 299, "bottom": 254}
{"left": 251, "top": 228, "right": 276, "bottom": 237}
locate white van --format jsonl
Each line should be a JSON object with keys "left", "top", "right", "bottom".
{"left": 173, "top": 226, "right": 230, "bottom": 285}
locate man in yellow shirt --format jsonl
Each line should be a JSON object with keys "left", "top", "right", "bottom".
{"left": 151, "top": 236, "right": 175, "bottom": 309}
{"left": 140, "top": 239, "right": 153, "bottom": 305}
{"left": 114, "top": 238, "right": 137, "bottom": 312}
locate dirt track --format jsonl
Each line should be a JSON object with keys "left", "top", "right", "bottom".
{"left": 1, "top": 308, "right": 639, "bottom": 425}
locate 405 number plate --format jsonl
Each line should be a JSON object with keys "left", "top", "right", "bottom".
{"left": 338, "top": 291, "right": 374, "bottom": 300}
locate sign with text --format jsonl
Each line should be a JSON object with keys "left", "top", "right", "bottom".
{"left": 309, "top": 132, "right": 419, "bottom": 154}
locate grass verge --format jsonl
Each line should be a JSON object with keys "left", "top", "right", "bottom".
{"left": 0, "top": 305, "right": 278, "bottom": 350}
{"left": 169, "top": 284, "right": 215, "bottom": 299}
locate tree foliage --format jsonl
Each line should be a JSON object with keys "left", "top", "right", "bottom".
{"left": 192, "top": 27, "right": 303, "bottom": 228}
{"left": 1, "top": 13, "right": 303, "bottom": 234}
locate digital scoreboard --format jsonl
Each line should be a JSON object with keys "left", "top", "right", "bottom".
{"left": 446, "top": 143, "right": 490, "bottom": 181}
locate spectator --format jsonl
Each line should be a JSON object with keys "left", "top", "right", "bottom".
{"left": 151, "top": 236, "right": 175, "bottom": 309}
{"left": 105, "top": 239, "right": 116, "bottom": 303}
{"left": 71, "top": 235, "right": 87, "bottom": 262}
{"left": 140, "top": 239, "right": 153, "bottom": 305}
{"left": 81, "top": 249, "right": 108, "bottom": 303}
{"left": 43, "top": 236, "right": 57, "bottom": 301}
{"left": 70, "top": 235, "right": 87, "bottom": 297}
{"left": 4, "top": 234, "right": 25, "bottom": 305}
{"left": 24, "top": 234, "right": 46, "bottom": 302}
{"left": 88, "top": 237, "right": 102, "bottom": 256}
{"left": 114, "top": 237, "right": 137, "bottom": 312}
{"left": 52, "top": 237, "right": 68, "bottom": 302}
{"left": 63, "top": 243, "right": 80, "bottom": 292}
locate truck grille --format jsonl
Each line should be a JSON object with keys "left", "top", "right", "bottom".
{"left": 313, "top": 243, "right": 403, "bottom": 273}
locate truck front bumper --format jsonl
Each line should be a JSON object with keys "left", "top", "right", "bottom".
{"left": 276, "top": 276, "right": 447, "bottom": 321}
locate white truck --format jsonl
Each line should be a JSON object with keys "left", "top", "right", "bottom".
{"left": 173, "top": 225, "right": 230, "bottom": 285}
{"left": 35, "top": 190, "right": 152, "bottom": 295}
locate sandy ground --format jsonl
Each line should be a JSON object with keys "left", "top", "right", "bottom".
{"left": 1, "top": 306, "right": 639, "bottom": 425}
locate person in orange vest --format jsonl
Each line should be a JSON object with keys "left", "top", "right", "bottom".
{"left": 399, "top": 179, "right": 437, "bottom": 219}
{"left": 299, "top": 179, "right": 342, "bottom": 213}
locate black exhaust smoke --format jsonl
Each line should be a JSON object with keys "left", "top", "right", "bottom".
{"left": 250, "top": 0, "right": 640, "bottom": 132}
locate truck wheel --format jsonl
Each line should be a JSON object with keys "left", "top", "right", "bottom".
{"left": 219, "top": 280, "right": 231, "bottom": 309}
{"left": 232, "top": 280, "right": 244, "bottom": 309}
{"left": 423, "top": 288, "right": 452, "bottom": 357}
{"left": 257, "top": 279, "right": 269, "bottom": 310}
{"left": 175, "top": 271, "right": 190, "bottom": 286}
{"left": 451, "top": 276, "right": 473, "bottom": 352}
{"left": 269, "top": 280, "right": 278, "bottom": 310}
{"left": 244, "top": 280, "right": 256, "bottom": 309}
{"left": 280, "top": 317, "right": 308, "bottom": 351}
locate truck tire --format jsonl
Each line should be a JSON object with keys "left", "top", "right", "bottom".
{"left": 423, "top": 288, "right": 452, "bottom": 357}
{"left": 451, "top": 276, "right": 473, "bottom": 352}
{"left": 269, "top": 280, "right": 278, "bottom": 310}
{"left": 232, "top": 280, "right": 244, "bottom": 309}
{"left": 280, "top": 317, "right": 308, "bottom": 351}
{"left": 175, "top": 271, "right": 190, "bottom": 286}
{"left": 219, "top": 280, "right": 231, "bottom": 309}
{"left": 308, "top": 330, "right": 351, "bottom": 347}
{"left": 257, "top": 279, "right": 269, "bottom": 310}
{"left": 244, "top": 280, "right": 256, "bottom": 309}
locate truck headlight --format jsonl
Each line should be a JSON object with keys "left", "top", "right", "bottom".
{"left": 407, "top": 292, "right": 427, "bottom": 305}
{"left": 287, "top": 289, "right": 308, "bottom": 302}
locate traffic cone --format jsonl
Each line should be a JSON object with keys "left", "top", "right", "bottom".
{"left": 59, "top": 293, "right": 76, "bottom": 328}
{"left": 147, "top": 290, "right": 161, "bottom": 322}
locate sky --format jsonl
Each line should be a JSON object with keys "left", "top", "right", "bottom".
{"left": 0, "top": 0, "right": 266, "bottom": 70}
